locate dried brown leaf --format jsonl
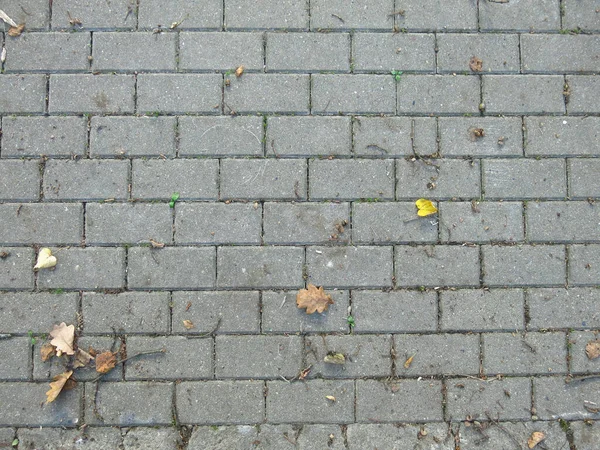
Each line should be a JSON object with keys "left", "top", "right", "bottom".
{"left": 182, "top": 319, "right": 195, "bottom": 330}
{"left": 49, "top": 322, "right": 75, "bottom": 356}
{"left": 87, "top": 346, "right": 98, "bottom": 357}
{"left": 404, "top": 354, "right": 415, "bottom": 369}
{"left": 296, "top": 284, "right": 334, "bottom": 314}
{"left": 73, "top": 348, "right": 94, "bottom": 369}
{"left": 527, "top": 431, "right": 545, "bottom": 448}
{"left": 235, "top": 65, "right": 244, "bottom": 77}
{"left": 149, "top": 239, "right": 165, "bottom": 248}
{"left": 40, "top": 343, "right": 56, "bottom": 362}
{"left": 585, "top": 340, "right": 600, "bottom": 360}
{"left": 46, "top": 370, "right": 73, "bottom": 403}
{"left": 298, "top": 365, "right": 312, "bottom": 380}
{"left": 469, "top": 56, "right": 483, "bottom": 72}
{"left": 8, "top": 24, "right": 25, "bottom": 37}
{"left": 95, "top": 351, "right": 117, "bottom": 374}
{"left": 469, "top": 127, "right": 485, "bottom": 141}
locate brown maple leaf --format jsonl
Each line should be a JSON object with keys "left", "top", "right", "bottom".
{"left": 49, "top": 322, "right": 75, "bottom": 356}
{"left": 40, "top": 343, "right": 56, "bottom": 362}
{"left": 296, "top": 284, "right": 334, "bottom": 314}
{"left": 95, "top": 351, "right": 117, "bottom": 374}
{"left": 585, "top": 340, "right": 600, "bottom": 360}
{"left": 46, "top": 370, "right": 73, "bottom": 403}
{"left": 469, "top": 56, "right": 483, "bottom": 72}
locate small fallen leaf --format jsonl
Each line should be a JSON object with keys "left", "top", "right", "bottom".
{"left": 0, "top": 9, "right": 18, "bottom": 27}
{"left": 8, "top": 23, "right": 25, "bottom": 37}
{"left": 149, "top": 238, "right": 165, "bottom": 248}
{"left": 298, "top": 365, "right": 312, "bottom": 380}
{"left": 415, "top": 199, "right": 438, "bottom": 217}
{"left": 34, "top": 248, "right": 57, "bottom": 271}
{"left": 87, "top": 346, "right": 98, "bottom": 357}
{"left": 469, "top": 56, "right": 483, "bottom": 72}
{"left": 46, "top": 370, "right": 73, "bottom": 403}
{"left": 404, "top": 354, "right": 416, "bottom": 369}
{"left": 324, "top": 352, "right": 346, "bottom": 365}
{"left": 296, "top": 284, "right": 334, "bottom": 314}
{"left": 73, "top": 348, "right": 94, "bottom": 369}
{"left": 325, "top": 395, "right": 336, "bottom": 402}
{"left": 235, "top": 65, "right": 245, "bottom": 77}
{"left": 585, "top": 340, "right": 600, "bottom": 360}
{"left": 527, "top": 431, "right": 545, "bottom": 448}
{"left": 95, "top": 351, "right": 117, "bottom": 374}
{"left": 169, "top": 192, "right": 180, "bottom": 208}
{"left": 40, "top": 343, "right": 56, "bottom": 362}
{"left": 182, "top": 319, "right": 195, "bottom": 330}
{"left": 469, "top": 127, "right": 485, "bottom": 140}
{"left": 0, "top": 251, "right": 9, "bottom": 258}
{"left": 49, "top": 322, "right": 75, "bottom": 356}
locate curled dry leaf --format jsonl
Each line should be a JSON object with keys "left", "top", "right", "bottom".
{"left": 149, "top": 239, "right": 165, "bottom": 248}
{"left": 49, "top": 322, "right": 75, "bottom": 356}
{"left": 296, "top": 284, "right": 334, "bottom": 314}
{"left": 404, "top": 354, "right": 416, "bottom": 369}
{"left": 182, "top": 319, "right": 195, "bottom": 330}
{"left": 585, "top": 340, "right": 600, "bottom": 360}
{"left": 527, "top": 431, "right": 545, "bottom": 449}
{"left": 8, "top": 23, "right": 25, "bottom": 37}
{"left": 325, "top": 395, "right": 336, "bottom": 402}
{"left": 324, "top": 352, "right": 346, "bottom": 365}
{"left": 95, "top": 351, "right": 117, "bottom": 374}
{"left": 469, "top": 56, "right": 483, "bottom": 72}
{"left": 235, "top": 65, "right": 244, "bottom": 77}
{"left": 46, "top": 370, "right": 73, "bottom": 403}
{"left": 40, "top": 343, "right": 56, "bottom": 362}
{"left": 298, "top": 365, "right": 312, "bottom": 380}
{"left": 73, "top": 348, "right": 94, "bottom": 369}
{"left": 34, "top": 248, "right": 57, "bottom": 271}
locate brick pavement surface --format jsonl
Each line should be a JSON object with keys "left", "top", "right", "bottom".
{"left": 0, "top": 0, "right": 599, "bottom": 448}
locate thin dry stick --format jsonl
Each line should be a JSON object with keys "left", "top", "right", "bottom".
{"left": 89, "top": 349, "right": 166, "bottom": 383}
{"left": 185, "top": 318, "right": 222, "bottom": 339}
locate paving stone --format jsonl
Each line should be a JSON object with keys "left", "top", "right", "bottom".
{"left": 128, "top": 247, "right": 216, "bottom": 290}
{"left": 267, "top": 380, "right": 354, "bottom": 423}
{"left": 440, "top": 288, "right": 525, "bottom": 332}
{"left": 297, "top": 425, "right": 346, "bottom": 450}
{"left": 255, "top": 424, "right": 298, "bottom": 449}
{"left": 306, "top": 334, "right": 392, "bottom": 378}
{"left": 527, "top": 202, "right": 599, "bottom": 243}
{"left": 4, "top": 32, "right": 90, "bottom": 72}
{"left": 122, "top": 427, "right": 179, "bottom": 450}
{"left": 437, "top": 33, "right": 520, "bottom": 74}
{"left": 356, "top": 379, "right": 443, "bottom": 422}
{"left": 569, "top": 244, "right": 600, "bottom": 286}
{"left": 309, "top": 159, "right": 394, "bottom": 200}
{"left": 310, "top": 0, "right": 393, "bottom": 30}
{"left": 82, "top": 291, "right": 169, "bottom": 334}
{"left": 352, "top": 33, "right": 435, "bottom": 73}
{"left": 482, "top": 245, "right": 565, "bottom": 287}
{"left": 312, "top": 74, "right": 396, "bottom": 114}
{"left": 125, "top": 336, "right": 212, "bottom": 380}
{"left": 18, "top": 427, "right": 123, "bottom": 450}
{"left": 397, "top": 75, "right": 479, "bottom": 114}
{"left": 0, "top": 159, "right": 40, "bottom": 201}
{"left": 0, "top": 74, "right": 46, "bottom": 113}
{"left": 394, "top": 0, "right": 477, "bottom": 31}
{"left": 178, "top": 116, "right": 263, "bottom": 157}
{"left": 483, "top": 75, "right": 565, "bottom": 114}
{"left": 176, "top": 202, "right": 261, "bottom": 245}
{"left": 85, "top": 381, "right": 172, "bottom": 426}
{"left": 216, "top": 335, "right": 302, "bottom": 379}
{"left": 352, "top": 202, "right": 438, "bottom": 244}
{"left": 483, "top": 159, "right": 566, "bottom": 200}
{"left": 225, "top": 74, "right": 310, "bottom": 113}
{"left": 180, "top": 32, "right": 264, "bottom": 71}
{"left": 0, "top": 203, "right": 83, "bottom": 245}
{"left": 0, "top": 247, "right": 34, "bottom": 289}
{"left": 456, "top": 420, "right": 568, "bottom": 450}
{"left": 0, "top": 382, "right": 79, "bottom": 426}
{"left": 177, "top": 381, "right": 264, "bottom": 424}
{"left": 49, "top": 74, "right": 135, "bottom": 114}
{"left": 221, "top": 159, "right": 307, "bottom": 200}
{"left": 569, "top": 159, "right": 600, "bottom": 198}
{"left": 534, "top": 377, "right": 600, "bottom": 420}
{"left": 137, "top": 74, "right": 222, "bottom": 114}
{"left": 0, "top": 116, "right": 86, "bottom": 158}
{"left": 38, "top": 247, "right": 125, "bottom": 290}
{"left": 396, "top": 159, "right": 481, "bottom": 200}
{"left": 138, "top": 0, "right": 222, "bottom": 30}
{"left": 86, "top": 203, "right": 172, "bottom": 245}
{"left": 354, "top": 116, "right": 437, "bottom": 157}
{"left": 217, "top": 246, "right": 303, "bottom": 289}
{"left": 346, "top": 423, "right": 454, "bottom": 450}
{"left": 307, "top": 245, "right": 393, "bottom": 288}
{"left": 524, "top": 116, "right": 600, "bottom": 156}
{"left": 132, "top": 159, "right": 218, "bottom": 200}
{"left": 0, "top": 0, "right": 49, "bottom": 29}
{"left": 563, "top": 0, "right": 600, "bottom": 32}
{"left": 0, "top": 429, "right": 14, "bottom": 449}
{"left": 43, "top": 159, "right": 129, "bottom": 201}
{"left": 395, "top": 245, "right": 480, "bottom": 288}
{"left": 172, "top": 291, "right": 260, "bottom": 334}
{"left": 394, "top": 333, "right": 480, "bottom": 376}
{"left": 446, "top": 377, "right": 531, "bottom": 422}
{"left": 0, "top": 337, "right": 30, "bottom": 380}
{"left": 528, "top": 287, "right": 600, "bottom": 330}
{"left": 225, "top": 0, "right": 309, "bottom": 30}
{"left": 439, "top": 117, "right": 523, "bottom": 157}
{"left": 572, "top": 420, "right": 600, "bottom": 450}
{"left": 479, "top": 0, "right": 560, "bottom": 31}
{"left": 92, "top": 32, "right": 176, "bottom": 72}
{"left": 569, "top": 331, "right": 600, "bottom": 374}
{"left": 439, "top": 201, "right": 524, "bottom": 243}
{"left": 266, "top": 116, "right": 351, "bottom": 157}
{"left": 483, "top": 331, "right": 567, "bottom": 376}
{"left": 261, "top": 289, "right": 349, "bottom": 334}
{"left": 90, "top": 116, "right": 176, "bottom": 157}
{"left": 352, "top": 290, "right": 438, "bottom": 333}
{"left": 266, "top": 32, "right": 349, "bottom": 72}
{"left": 52, "top": 0, "right": 136, "bottom": 29}
{"left": 567, "top": 75, "right": 600, "bottom": 114}
{"left": 187, "top": 425, "right": 259, "bottom": 450}
{"left": 522, "top": 35, "right": 600, "bottom": 73}
{"left": 0, "top": 292, "right": 77, "bottom": 334}
{"left": 264, "top": 202, "right": 350, "bottom": 245}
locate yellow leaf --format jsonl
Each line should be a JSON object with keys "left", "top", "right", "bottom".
{"left": 325, "top": 395, "right": 336, "bottom": 402}
{"left": 46, "top": 370, "right": 73, "bottom": 403}
{"left": 527, "top": 431, "right": 545, "bottom": 448}
{"left": 415, "top": 199, "right": 438, "bottom": 217}
{"left": 404, "top": 354, "right": 416, "bottom": 369}
{"left": 34, "top": 248, "right": 57, "bottom": 270}
{"left": 49, "top": 322, "right": 75, "bottom": 356}
{"left": 324, "top": 353, "right": 345, "bottom": 365}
